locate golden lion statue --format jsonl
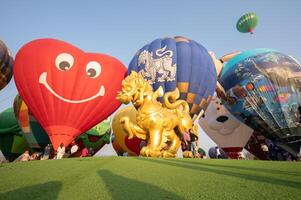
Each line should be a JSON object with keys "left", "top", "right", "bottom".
{"left": 117, "top": 71, "right": 198, "bottom": 158}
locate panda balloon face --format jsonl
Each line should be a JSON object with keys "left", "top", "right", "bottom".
{"left": 199, "top": 94, "right": 253, "bottom": 148}
{"left": 206, "top": 97, "right": 240, "bottom": 135}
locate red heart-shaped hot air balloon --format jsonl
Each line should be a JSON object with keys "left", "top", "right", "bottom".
{"left": 14, "top": 39, "right": 127, "bottom": 149}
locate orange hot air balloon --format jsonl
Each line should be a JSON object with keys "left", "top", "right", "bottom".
{"left": 13, "top": 39, "right": 127, "bottom": 149}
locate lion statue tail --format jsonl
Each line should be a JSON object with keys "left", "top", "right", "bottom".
{"left": 163, "top": 88, "right": 190, "bottom": 113}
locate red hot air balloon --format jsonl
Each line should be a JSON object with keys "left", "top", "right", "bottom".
{"left": 14, "top": 39, "right": 127, "bottom": 149}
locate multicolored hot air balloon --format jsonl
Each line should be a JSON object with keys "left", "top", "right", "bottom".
{"left": 0, "top": 40, "right": 13, "bottom": 91}
{"left": 236, "top": 13, "right": 259, "bottom": 34}
{"left": 14, "top": 39, "right": 127, "bottom": 149}
{"left": 13, "top": 95, "right": 50, "bottom": 150}
{"left": 219, "top": 48, "right": 301, "bottom": 156}
{"left": 112, "top": 106, "right": 144, "bottom": 156}
{"left": 199, "top": 94, "right": 253, "bottom": 159}
{"left": 128, "top": 36, "right": 217, "bottom": 118}
{"left": 0, "top": 108, "right": 29, "bottom": 161}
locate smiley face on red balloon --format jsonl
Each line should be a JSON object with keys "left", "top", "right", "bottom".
{"left": 14, "top": 39, "right": 127, "bottom": 149}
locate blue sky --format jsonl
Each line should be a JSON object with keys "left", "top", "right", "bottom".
{"left": 0, "top": 0, "right": 300, "bottom": 153}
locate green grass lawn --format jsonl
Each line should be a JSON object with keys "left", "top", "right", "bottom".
{"left": 0, "top": 157, "right": 300, "bottom": 200}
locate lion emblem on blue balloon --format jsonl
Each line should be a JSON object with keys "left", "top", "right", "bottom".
{"left": 138, "top": 45, "right": 176, "bottom": 84}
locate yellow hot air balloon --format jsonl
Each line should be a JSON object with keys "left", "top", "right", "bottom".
{"left": 112, "top": 106, "right": 144, "bottom": 156}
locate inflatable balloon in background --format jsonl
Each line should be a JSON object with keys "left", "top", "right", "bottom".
{"left": 128, "top": 36, "right": 217, "bottom": 119}
{"left": 199, "top": 94, "right": 253, "bottom": 159}
{"left": 219, "top": 48, "right": 301, "bottom": 156}
{"left": 208, "top": 51, "right": 241, "bottom": 77}
{"left": 236, "top": 13, "right": 259, "bottom": 34}
{"left": 13, "top": 95, "right": 50, "bottom": 151}
{"left": 208, "top": 146, "right": 228, "bottom": 159}
{"left": 0, "top": 40, "right": 13, "bottom": 91}
{"left": 14, "top": 39, "right": 127, "bottom": 149}
{"left": 210, "top": 50, "right": 290, "bottom": 160}
{"left": 112, "top": 106, "right": 144, "bottom": 156}
{"left": 0, "top": 108, "right": 29, "bottom": 161}
{"left": 112, "top": 134, "right": 125, "bottom": 156}
{"left": 71, "top": 117, "right": 111, "bottom": 157}
{"left": 198, "top": 147, "right": 206, "bottom": 157}
{"left": 112, "top": 135, "right": 125, "bottom": 156}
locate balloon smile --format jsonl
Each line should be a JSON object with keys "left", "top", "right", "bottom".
{"left": 39, "top": 72, "right": 105, "bottom": 103}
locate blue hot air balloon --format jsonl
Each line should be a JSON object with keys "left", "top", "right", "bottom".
{"left": 218, "top": 48, "right": 301, "bottom": 156}
{"left": 128, "top": 36, "right": 217, "bottom": 117}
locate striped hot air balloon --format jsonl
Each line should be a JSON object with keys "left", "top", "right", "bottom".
{"left": 0, "top": 40, "right": 13, "bottom": 91}
{"left": 128, "top": 36, "right": 217, "bottom": 119}
{"left": 13, "top": 95, "right": 50, "bottom": 151}
{"left": 236, "top": 13, "right": 259, "bottom": 34}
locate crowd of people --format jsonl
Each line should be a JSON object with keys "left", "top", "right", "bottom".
{"left": 261, "top": 141, "right": 301, "bottom": 161}
{"left": 181, "top": 129, "right": 206, "bottom": 158}
{"left": 18, "top": 142, "right": 95, "bottom": 162}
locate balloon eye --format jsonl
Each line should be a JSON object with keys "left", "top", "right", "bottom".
{"left": 86, "top": 61, "right": 101, "bottom": 78}
{"left": 55, "top": 53, "right": 74, "bottom": 71}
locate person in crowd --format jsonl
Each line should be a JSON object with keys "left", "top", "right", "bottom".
{"left": 261, "top": 143, "right": 269, "bottom": 159}
{"left": 194, "top": 152, "right": 201, "bottom": 158}
{"left": 216, "top": 147, "right": 221, "bottom": 158}
{"left": 55, "top": 143, "right": 65, "bottom": 159}
{"left": 181, "top": 131, "right": 191, "bottom": 158}
{"left": 189, "top": 129, "right": 198, "bottom": 157}
{"left": 41, "top": 144, "right": 52, "bottom": 160}
{"left": 81, "top": 147, "right": 88, "bottom": 157}
{"left": 30, "top": 152, "right": 38, "bottom": 161}
{"left": 20, "top": 150, "right": 30, "bottom": 162}
{"left": 238, "top": 151, "right": 246, "bottom": 160}
{"left": 88, "top": 148, "right": 94, "bottom": 156}
{"left": 70, "top": 141, "right": 79, "bottom": 156}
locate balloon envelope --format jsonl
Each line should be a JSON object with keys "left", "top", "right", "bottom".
{"left": 73, "top": 118, "right": 111, "bottom": 157}
{"left": 219, "top": 48, "right": 301, "bottom": 155}
{"left": 112, "top": 106, "right": 144, "bottom": 156}
{"left": 236, "top": 13, "right": 258, "bottom": 34}
{"left": 14, "top": 39, "right": 127, "bottom": 149}
{"left": 0, "top": 40, "right": 13, "bottom": 90}
{"left": 199, "top": 94, "right": 253, "bottom": 158}
{"left": 0, "top": 108, "right": 29, "bottom": 161}
{"left": 112, "top": 137, "right": 124, "bottom": 156}
{"left": 128, "top": 36, "right": 217, "bottom": 117}
{"left": 13, "top": 95, "right": 50, "bottom": 150}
